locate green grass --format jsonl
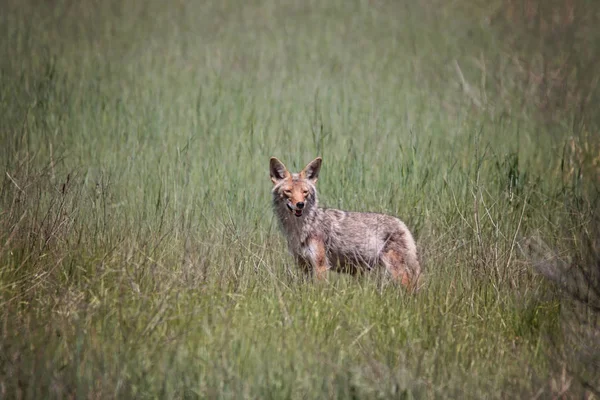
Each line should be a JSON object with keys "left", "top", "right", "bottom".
{"left": 1, "top": 0, "right": 599, "bottom": 398}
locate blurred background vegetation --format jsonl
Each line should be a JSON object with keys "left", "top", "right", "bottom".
{"left": 1, "top": 0, "right": 599, "bottom": 398}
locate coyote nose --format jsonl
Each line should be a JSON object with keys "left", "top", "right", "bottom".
{"left": 296, "top": 202, "right": 305, "bottom": 209}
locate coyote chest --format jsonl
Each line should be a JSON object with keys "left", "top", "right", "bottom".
{"left": 269, "top": 156, "right": 421, "bottom": 289}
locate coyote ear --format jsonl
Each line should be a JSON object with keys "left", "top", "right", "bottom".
{"left": 270, "top": 157, "right": 290, "bottom": 184}
{"left": 301, "top": 157, "right": 322, "bottom": 183}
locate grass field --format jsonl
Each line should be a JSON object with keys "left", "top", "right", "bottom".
{"left": 1, "top": 0, "right": 599, "bottom": 398}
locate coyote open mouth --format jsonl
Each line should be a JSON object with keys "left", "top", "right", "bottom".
{"left": 286, "top": 203, "right": 303, "bottom": 217}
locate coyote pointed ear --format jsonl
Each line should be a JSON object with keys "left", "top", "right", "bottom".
{"left": 301, "top": 157, "right": 322, "bottom": 183}
{"left": 270, "top": 157, "right": 290, "bottom": 184}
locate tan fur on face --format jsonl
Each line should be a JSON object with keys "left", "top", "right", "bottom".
{"left": 276, "top": 178, "right": 312, "bottom": 208}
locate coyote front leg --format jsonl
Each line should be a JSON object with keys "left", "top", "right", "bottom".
{"left": 304, "top": 237, "right": 329, "bottom": 280}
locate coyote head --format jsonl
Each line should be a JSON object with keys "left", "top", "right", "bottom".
{"left": 270, "top": 157, "right": 322, "bottom": 218}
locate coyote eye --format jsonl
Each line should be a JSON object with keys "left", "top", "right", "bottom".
{"left": 303, "top": 190, "right": 309, "bottom": 196}
{"left": 283, "top": 190, "right": 292, "bottom": 196}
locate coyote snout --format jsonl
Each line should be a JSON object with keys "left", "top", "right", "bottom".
{"left": 270, "top": 156, "right": 421, "bottom": 290}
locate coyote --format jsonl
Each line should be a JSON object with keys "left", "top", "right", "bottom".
{"left": 270, "top": 157, "right": 421, "bottom": 289}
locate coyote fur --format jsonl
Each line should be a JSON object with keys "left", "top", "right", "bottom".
{"left": 270, "top": 156, "right": 421, "bottom": 289}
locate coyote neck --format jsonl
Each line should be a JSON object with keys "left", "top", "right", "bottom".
{"left": 274, "top": 204, "right": 323, "bottom": 254}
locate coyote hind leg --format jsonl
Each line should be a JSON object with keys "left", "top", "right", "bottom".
{"left": 381, "top": 247, "right": 420, "bottom": 291}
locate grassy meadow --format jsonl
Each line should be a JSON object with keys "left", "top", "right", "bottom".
{"left": 1, "top": 0, "right": 600, "bottom": 398}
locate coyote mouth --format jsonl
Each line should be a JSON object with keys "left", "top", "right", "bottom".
{"left": 286, "top": 203, "right": 303, "bottom": 217}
